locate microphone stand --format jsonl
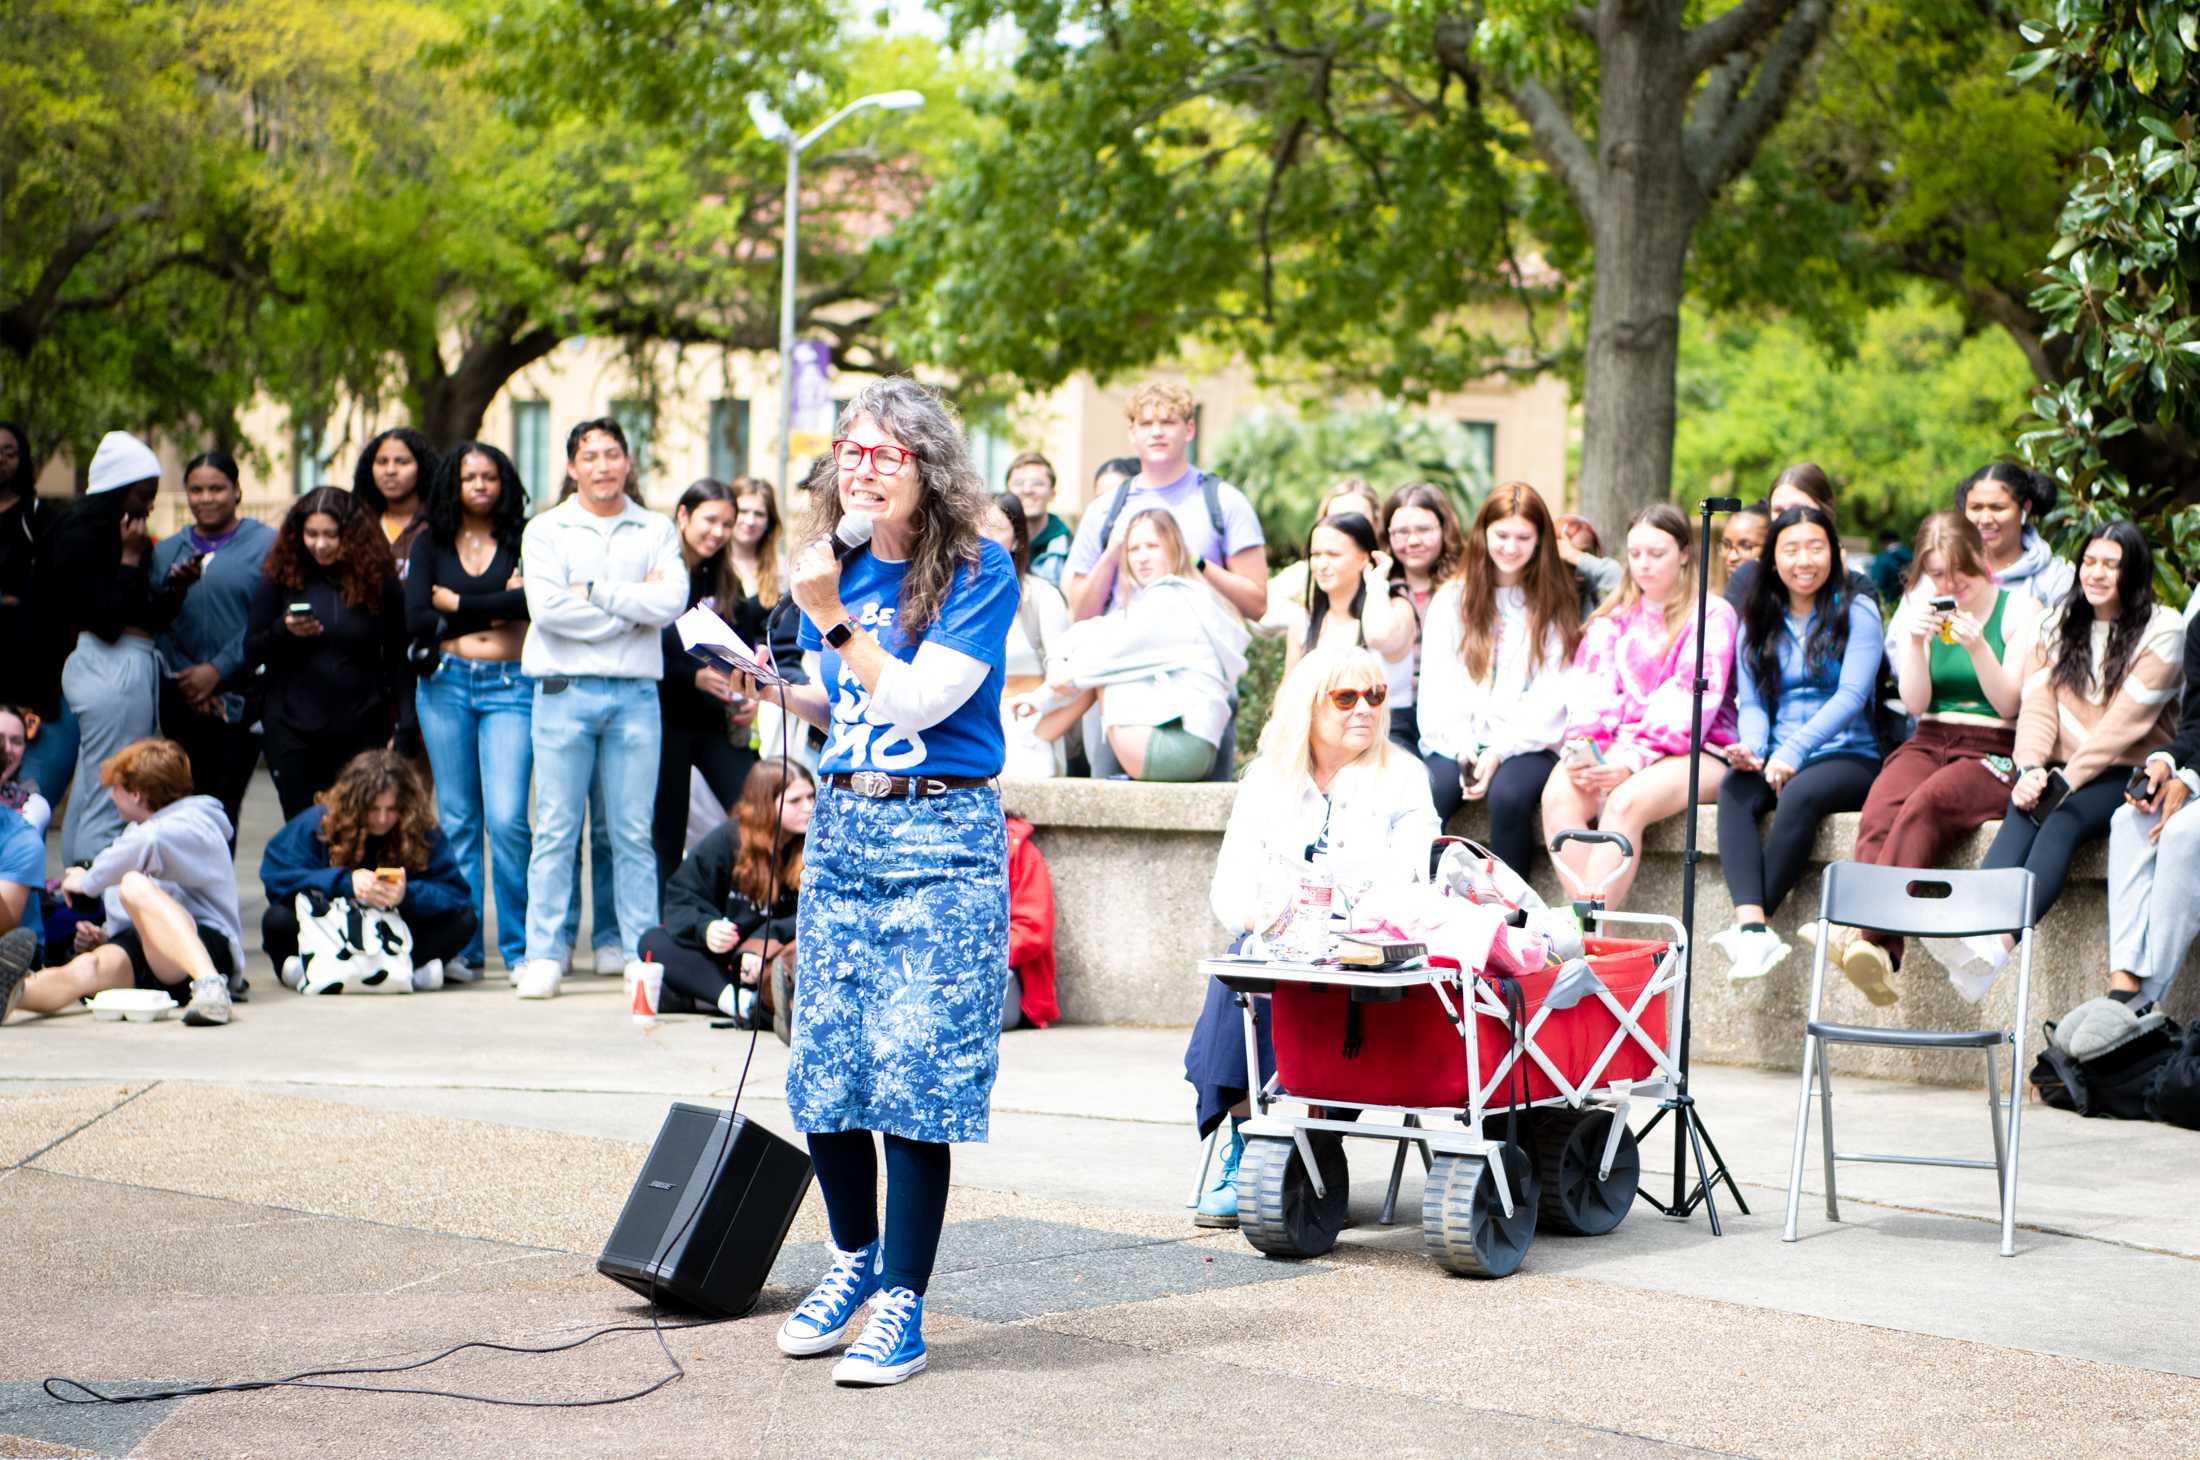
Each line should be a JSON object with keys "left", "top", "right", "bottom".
{"left": 1631, "top": 494, "right": 1749, "bottom": 1233}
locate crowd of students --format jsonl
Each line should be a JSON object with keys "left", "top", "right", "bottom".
{"left": 0, "top": 413, "right": 1061, "bottom": 1034}
{"left": 0, "top": 382, "right": 2190, "bottom": 1035}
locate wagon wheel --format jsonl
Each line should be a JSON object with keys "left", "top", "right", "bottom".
{"left": 1531, "top": 1108, "right": 1640, "bottom": 1236}
{"left": 1236, "top": 1133, "right": 1349, "bottom": 1260}
{"left": 1421, "top": 1144, "right": 1539, "bottom": 1278}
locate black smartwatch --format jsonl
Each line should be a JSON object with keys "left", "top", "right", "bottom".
{"left": 824, "top": 619, "right": 855, "bottom": 650}
{"left": 1193, "top": 556, "right": 1208, "bottom": 576}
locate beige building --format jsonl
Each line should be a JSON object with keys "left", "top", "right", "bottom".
{"left": 36, "top": 338, "right": 1572, "bottom": 538}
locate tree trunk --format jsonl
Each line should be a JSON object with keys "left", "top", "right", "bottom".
{"left": 414, "top": 318, "right": 562, "bottom": 447}
{"left": 1574, "top": 2, "right": 1703, "bottom": 539}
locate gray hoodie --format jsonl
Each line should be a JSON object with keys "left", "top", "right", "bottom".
{"left": 1997, "top": 528, "right": 2076, "bottom": 610}
{"left": 80, "top": 794, "right": 246, "bottom": 977}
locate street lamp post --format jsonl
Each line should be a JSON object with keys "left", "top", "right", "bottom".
{"left": 750, "top": 89, "right": 925, "bottom": 516}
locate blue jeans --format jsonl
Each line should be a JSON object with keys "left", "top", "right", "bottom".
{"left": 417, "top": 656, "right": 534, "bottom": 967}
{"left": 524, "top": 676, "right": 662, "bottom": 963}
{"left": 18, "top": 698, "right": 78, "bottom": 809}
{"left": 560, "top": 789, "right": 618, "bottom": 956}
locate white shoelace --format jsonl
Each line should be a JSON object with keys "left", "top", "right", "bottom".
{"left": 793, "top": 1248, "right": 870, "bottom": 1326}
{"left": 846, "top": 1289, "right": 918, "bottom": 1361}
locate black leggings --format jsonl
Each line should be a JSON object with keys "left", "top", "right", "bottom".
{"left": 264, "top": 718, "right": 386, "bottom": 823}
{"left": 261, "top": 900, "right": 479, "bottom": 968}
{"left": 1979, "top": 771, "right": 2127, "bottom": 922}
{"left": 1424, "top": 750, "right": 1559, "bottom": 877}
{"left": 653, "top": 721, "right": 755, "bottom": 889}
{"left": 1716, "top": 755, "right": 1879, "bottom": 916}
{"left": 805, "top": 1130, "right": 952, "bottom": 1296}
{"left": 637, "top": 926, "right": 738, "bottom": 1013}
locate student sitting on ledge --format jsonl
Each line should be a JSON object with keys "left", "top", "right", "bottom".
{"left": 262, "top": 750, "right": 478, "bottom": 993}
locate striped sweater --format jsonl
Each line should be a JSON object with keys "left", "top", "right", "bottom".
{"left": 2012, "top": 603, "right": 2187, "bottom": 786}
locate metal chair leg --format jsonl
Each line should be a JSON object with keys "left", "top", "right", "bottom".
{"left": 1818, "top": 1044, "right": 1840, "bottom": 1223}
{"left": 1984, "top": 1045, "right": 2008, "bottom": 1210}
{"left": 1783, "top": 1033, "right": 1818, "bottom": 1242}
{"left": 2001, "top": 1029, "right": 2027, "bottom": 1258}
{"left": 1186, "top": 1124, "right": 1218, "bottom": 1209}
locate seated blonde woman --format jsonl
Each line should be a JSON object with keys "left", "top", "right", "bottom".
{"left": 1019, "top": 509, "right": 1249, "bottom": 782}
{"left": 1183, "top": 644, "right": 1441, "bottom": 1228}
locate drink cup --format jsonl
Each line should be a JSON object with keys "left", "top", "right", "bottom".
{"left": 629, "top": 958, "right": 664, "bottom": 1025}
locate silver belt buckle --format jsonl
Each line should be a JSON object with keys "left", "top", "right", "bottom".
{"left": 848, "top": 770, "right": 895, "bottom": 798}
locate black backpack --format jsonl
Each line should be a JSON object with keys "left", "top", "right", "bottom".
{"left": 2028, "top": 1016, "right": 2183, "bottom": 1120}
{"left": 2144, "top": 1023, "right": 2200, "bottom": 1131}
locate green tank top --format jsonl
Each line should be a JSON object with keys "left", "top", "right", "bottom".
{"left": 1926, "top": 589, "right": 2012, "bottom": 718}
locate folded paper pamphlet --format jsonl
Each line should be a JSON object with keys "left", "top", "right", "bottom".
{"left": 675, "top": 603, "right": 789, "bottom": 686}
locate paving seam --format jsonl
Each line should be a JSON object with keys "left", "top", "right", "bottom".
{"left": 1003, "top": 1316, "right": 1758, "bottom": 1459}
{"left": 6, "top": 1083, "right": 158, "bottom": 1172}
{"left": 9, "top": 1167, "right": 588, "bottom": 1258}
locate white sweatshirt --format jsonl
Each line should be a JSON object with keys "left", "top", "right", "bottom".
{"left": 519, "top": 497, "right": 689, "bottom": 680}
{"left": 1414, "top": 581, "right": 1571, "bottom": 762}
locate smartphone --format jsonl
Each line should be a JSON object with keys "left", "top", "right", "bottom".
{"left": 287, "top": 601, "right": 314, "bottom": 617}
{"left": 1929, "top": 595, "right": 1959, "bottom": 645}
{"left": 2027, "top": 768, "right": 2073, "bottom": 825}
{"left": 1563, "top": 737, "right": 1604, "bottom": 768}
{"left": 374, "top": 866, "right": 403, "bottom": 884}
{"left": 2127, "top": 765, "right": 2155, "bottom": 802}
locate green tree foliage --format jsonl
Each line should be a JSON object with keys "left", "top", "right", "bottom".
{"left": 2011, "top": 0, "right": 2200, "bottom": 599}
{"left": 1206, "top": 406, "right": 1489, "bottom": 561}
{"left": 894, "top": 0, "right": 1841, "bottom": 534}
{"left": 1674, "top": 286, "right": 2039, "bottom": 533}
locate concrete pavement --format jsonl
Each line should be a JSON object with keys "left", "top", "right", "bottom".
{"left": 4, "top": 771, "right": 2199, "bottom": 1457}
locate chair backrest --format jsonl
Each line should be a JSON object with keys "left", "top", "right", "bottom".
{"left": 1819, "top": 862, "right": 2037, "bottom": 939}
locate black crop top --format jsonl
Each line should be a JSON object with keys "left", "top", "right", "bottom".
{"left": 404, "top": 536, "right": 528, "bottom": 642}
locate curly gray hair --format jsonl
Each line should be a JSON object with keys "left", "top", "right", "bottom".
{"left": 802, "top": 377, "right": 988, "bottom": 638}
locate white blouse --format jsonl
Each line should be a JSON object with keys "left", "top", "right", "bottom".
{"left": 1209, "top": 751, "right": 1440, "bottom": 935}
{"left": 1414, "top": 581, "right": 1571, "bottom": 762}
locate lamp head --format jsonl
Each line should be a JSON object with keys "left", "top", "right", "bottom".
{"left": 871, "top": 89, "right": 926, "bottom": 112}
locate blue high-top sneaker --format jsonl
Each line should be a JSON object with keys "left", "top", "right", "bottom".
{"left": 776, "top": 1238, "right": 883, "bottom": 1356}
{"left": 831, "top": 1285, "right": 927, "bottom": 1387}
{"left": 1192, "top": 1119, "right": 1245, "bottom": 1229}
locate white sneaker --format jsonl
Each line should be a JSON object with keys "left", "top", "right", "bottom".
{"left": 1739, "top": 927, "right": 1792, "bottom": 982}
{"left": 1708, "top": 925, "right": 1748, "bottom": 970}
{"left": 412, "top": 959, "right": 445, "bottom": 992}
{"left": 1925, "top": 934, "right": 2008, "bottom": 1003}
{"left": 513, "top": 960, "right": 563, "bottom": 999}
{"left": 279, "top": 955, "right": 305, "bottom": 992}
{"left": 593, "top": 946, "right": 625, "bottom": 977}
{"left": 181, "top": 974, "right": 232, "bottom": 1027}
{"left": 444, "top": 960, "right": 484, "bottom": 985}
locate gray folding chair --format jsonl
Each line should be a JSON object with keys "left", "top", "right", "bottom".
{"left": 1782, "top": 863, "right": 2037, "bottom": 1257}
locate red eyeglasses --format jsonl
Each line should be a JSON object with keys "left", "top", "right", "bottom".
{"left": 833, "top": 439, "right": 912, "bottom": 476}
{"left": 1325, "top": 685, "right": 1388, "bottom": 711}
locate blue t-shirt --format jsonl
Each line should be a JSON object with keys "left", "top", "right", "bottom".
{"left": 0, "top": 807, "right": 45, "bottom": 957}
{"left": 798, "top": 539, "right": 1019, "bottom": 777}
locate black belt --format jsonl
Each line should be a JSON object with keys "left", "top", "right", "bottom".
{"left": 828, "top": 772, "right": 992, "bottom": 799}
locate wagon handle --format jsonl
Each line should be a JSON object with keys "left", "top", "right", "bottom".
{"left": 1547, "top": 829, "right": 1634, "bottom": 907}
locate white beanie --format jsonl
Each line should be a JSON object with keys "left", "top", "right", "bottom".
{"left": 86, "top": 431, "right": 162, "bottom": 495}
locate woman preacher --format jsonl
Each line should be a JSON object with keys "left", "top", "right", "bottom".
{"left": 744, "top": 378, "right": 1018, "bottom": 1388}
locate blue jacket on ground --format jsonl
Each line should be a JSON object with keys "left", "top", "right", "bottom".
{"left": 1736, "top": 594, "right": 1884, "bottom": 771}
{"left": 260, "top": 805, "right": 471, "bottom": 925}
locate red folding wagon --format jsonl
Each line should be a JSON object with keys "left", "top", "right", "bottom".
{"left": 1202, "top": 834, "right": 1686, "bottom": 1277}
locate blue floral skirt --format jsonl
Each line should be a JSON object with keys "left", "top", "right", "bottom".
{"left": 786, "top": 783, "right": 1010, "bottom": 1144}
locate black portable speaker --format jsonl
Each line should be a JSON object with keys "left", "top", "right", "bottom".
{"left": 597, "top": 1103, "right": 814, "bottom": 1319}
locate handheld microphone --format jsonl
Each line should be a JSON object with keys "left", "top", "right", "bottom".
{"left": 830, "top": 513, "right": 874, "bottom": 561}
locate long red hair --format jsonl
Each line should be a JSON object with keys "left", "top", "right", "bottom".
{"left": 1455, "top": 482, "right": 1580, "bottom": 680}
{"left": 731, "top": 761, "right": 812, "bottom": 905}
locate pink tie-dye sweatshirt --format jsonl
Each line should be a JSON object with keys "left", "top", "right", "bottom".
{"left": 1565, "top": 595, "right": 1740, "bottom": 771}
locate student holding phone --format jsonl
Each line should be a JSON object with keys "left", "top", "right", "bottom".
{"left": 1416, "top": 482, "right": 1580, "bottom": 874}
{"left": 246, "top": 489, "right": 410, "bottom": 820}
{"left": 1836, "top": 513, "right": 2041, "bottom": 1001}
{"left": 2102, "top": 594, "right": 2200, "bottom": 1011}
{"left": 1926, "top": 522, "right": 2186, "bottom": 994}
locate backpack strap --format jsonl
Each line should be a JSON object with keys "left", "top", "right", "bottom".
{"left": 1091, "top": 479, "right": 1139, "bottom": 552}
{"left": 1200, "top": 471, "right": 1227, "bottom": 542}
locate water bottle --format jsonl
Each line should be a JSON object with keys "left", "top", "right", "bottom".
{"left": 1284, "top": 857, "right": 1336, "bottom": 963}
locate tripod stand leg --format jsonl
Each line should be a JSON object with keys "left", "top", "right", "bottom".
{"left": 1693, "top": 1109, "right": 1751, "bottom": 1215}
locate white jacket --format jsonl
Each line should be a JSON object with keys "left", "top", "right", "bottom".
{"left": 81, "top": 794, "right": 246, "bottom": 977}
{"left": 1209, "top": 752, "right": 1439, "bottom": 935}
{"left": 1050, "top": 577, "right": 1250, "bottom": 745}
{"left": 520, "top": 497, "right": 688, "bottom": 680}
{"left": 1415, "top": 581, "right": 1571, "bottom": 762}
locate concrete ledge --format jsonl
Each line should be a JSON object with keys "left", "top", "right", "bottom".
{"left": 1004, "top": 777, "right": 2200, "bottom": 1086}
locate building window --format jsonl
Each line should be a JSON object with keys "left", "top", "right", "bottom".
{"left": 611, "top": 400, "right": 654, "bottom": 492}
{"left": 292, "top": 421, "right": 325, "bottom": 496}
{"left": 966, "top": 422, "right": 1008, "bottom": 489}
{"left": 1459, "top": 420, "right": 1496, "bottom": 496}
{"left": 512, "top": 400, "right": 551, "bottom": 504}
{"left": 709, "top": 398, "right": 750, "bottom": 483}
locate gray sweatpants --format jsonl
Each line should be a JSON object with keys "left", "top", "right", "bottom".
{"left": 2106, "top": 796, "right": 2200, "bottom": 1005}
{"left": 60, "top": 633, "right": 160, "bottom": 864}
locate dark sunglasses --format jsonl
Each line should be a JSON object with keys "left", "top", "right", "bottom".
{"left": 1325, "top": 684, "right": 1388, "bottom": 711}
